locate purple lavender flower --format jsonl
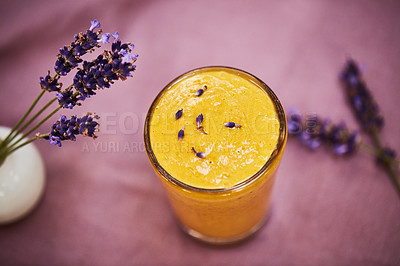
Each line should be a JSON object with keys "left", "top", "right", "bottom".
{"left": 175, "top": 109, "right": 183, "bottom": 120}
{"left": 42, "top": 19, "right": 137, "bottom": 104}
{"left": 49, "top": 136, "right": 62, "bottom": 147}
{"left": 46, "top": 114, "right": 98, "bottom": 147}
{"left": 99, "top": 33, "right": 111, "bottom": 44}
{"left": 1, "top": 19, "right": 140, "bottom": 162}
{"left": 224, "top": 122, "right": 235, "bottom": 128}
{"left": 196, "top": 114, "right": 204, "bottom": 128}
{"left": 77, "top": 115, "right": 98, "bottom": 137}
{"left": 195, "top": 113, "right": 208, "bottom": 134}
{"left": 297, "top": 114, "right": 326, "bottom": 150}
{"left": 340, "top": 59, "right": 384, "bottom": 133}
{"left": 110, "top": 40, "right": 137, "bottom": 78}
{"left": 376, "top": 147, "right": 397, "bottom": 166}
{"left": 340, "top": 59, "right": 399, "bottom": 197}
{"left": 89, "top": 19, "right": 101, "bottom": 31}
{"left": 72, "top": 41, "right": 137, "bottom": 102}
{"left": 178, "top": 127, "right": 185, "bottom": 140}
{"left": 54, "top": 56, "right": 72, "bottom": 76}
{"left": 224, "top": 122, "right": 241, "bottom": 128}
{"left": 333, "top": 133, "right": 358, "bottom": 155}
{"left": 59, "top": 45, "right": 82, "bottom": 67}
{"left": 326, "top": 123, "right": 359, "bottom": 155}
{"left": 287, "top": 109, "right": 359, "bottom": 155}
{"left": 287, "top": 108, "right": 302, "bottom": 134}
{"left": 195, "top": 85, "right": 207, "bottom": 96}
{"left": 40, "top": 73, "right": 61, "bottom": 92}
{"left": 56, "top": 91, "right": 80, "bottom": 109}
{"left": 36, "top": 20, "right": 138, "bottom": 151}
{"left": 112, "top": 32, "right": 119, "bottom": 40}
{"left": 121, "top": 53, "right": 136, "bottom": 64}
{"left": 192, "top": 147, "right": 206, "bottom": 158}
{"left": 73, "top": 68, "right": 98, "bottom": 99}
{"left": 54, "top": 20, "right": 103, "bottom": 76}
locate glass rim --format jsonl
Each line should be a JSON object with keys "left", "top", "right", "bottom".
{"left": 144, "top": 66, "right": 287, "bottom": 194}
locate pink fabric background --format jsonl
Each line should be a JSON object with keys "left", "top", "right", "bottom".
{"left": 1, "top": 0, "right": 399, "bottom": 265}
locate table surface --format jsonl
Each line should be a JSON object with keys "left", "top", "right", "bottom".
{"left": 0, "top": 1, "right": 399, "bottom": 265}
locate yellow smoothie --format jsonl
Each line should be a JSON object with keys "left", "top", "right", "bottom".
{"left": 144, "top": 66, "right": 286, "bottom": 244}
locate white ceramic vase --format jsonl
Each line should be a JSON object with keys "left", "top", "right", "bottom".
{"left": 0, "top": 126, "right": 45, "bottom": 225}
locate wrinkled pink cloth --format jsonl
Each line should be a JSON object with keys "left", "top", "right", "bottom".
{"left": 1, "top": 0, "right": 399, "bottom": 265}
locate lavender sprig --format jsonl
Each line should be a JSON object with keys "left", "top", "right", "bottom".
{"left": 0, "top": 19, "right": 138, "bottom": 165}
{"left": 340, "top": 60, "right": 383, "bottom": 133}
{"left": 45, "top": 114, "right": 99, "bottom": 147}
{"left": 58, "top": 39, "right": 137, "bottom": 108}
{"left": 39, "top": 20, "right": 103, "bottom": 93}
{"left": 287, "top": 59, "right": 399, "bottom": 198}
{"left": 287, "top": 108, "right": 360, "bottom": 156}
{"left": 340, "top": 59, "right": 399, "bottom": 197}
{"left": 54, "top": 20, "right": 102, "bottom": 76}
